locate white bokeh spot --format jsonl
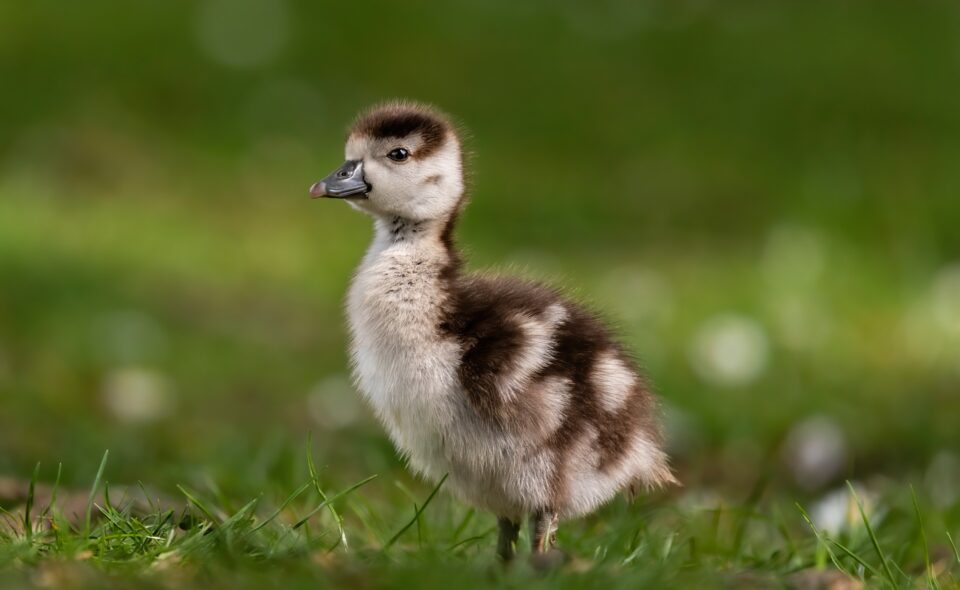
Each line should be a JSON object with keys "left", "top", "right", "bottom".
{"left": 689, "top": 314, "right": 770, "bottom": 387}
{"left": 782, "top": 415, "right": 848, "bottom": 490}
{"left": 102, "top": 367, "right": 174, "bottom": 424}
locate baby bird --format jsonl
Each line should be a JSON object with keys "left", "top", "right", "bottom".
{"left": 310, "top": 102, "right": 676, "bottom": 561}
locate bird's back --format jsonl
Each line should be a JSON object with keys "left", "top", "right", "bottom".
{"left": 441, "top": 273, "right": 675, "bottom": 515}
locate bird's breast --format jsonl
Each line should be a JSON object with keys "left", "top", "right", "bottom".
{"left": 346, "top": 247, "right": 461, "bottom": 463}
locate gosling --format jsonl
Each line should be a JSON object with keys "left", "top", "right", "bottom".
{"left": 310, "top": 102, "right": 676, "bottom": 561}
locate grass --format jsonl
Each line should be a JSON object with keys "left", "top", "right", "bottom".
{"left": 1, "top": 449, "right": 959, "bottom": 590}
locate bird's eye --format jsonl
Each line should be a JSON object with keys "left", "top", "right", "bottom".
{"left": 387, "top": 147, "right": 410, "bottom": 162}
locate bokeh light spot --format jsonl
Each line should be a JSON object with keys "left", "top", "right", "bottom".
{"left": 689, "top": 314, "right": 770, "bottom": 388}
{"left": 102, "top": 367, "right": 175, "bottom": 424}
{"left": 782, "top": 415, "right": 848, "bottom": 490}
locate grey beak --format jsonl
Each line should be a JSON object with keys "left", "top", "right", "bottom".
{"left": 309, "top": 159, "right": 370, "bottom": 199}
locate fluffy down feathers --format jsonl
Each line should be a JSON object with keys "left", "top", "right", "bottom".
{"left": 336, "top": 102, "right": 675, "bottom": 524}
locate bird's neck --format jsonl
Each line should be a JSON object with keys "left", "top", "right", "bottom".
{"left": 369, "top": 210, "right": 463, "bottom": 278}
{"left": 372, "top": 215, "right": 440, "bottom": 245}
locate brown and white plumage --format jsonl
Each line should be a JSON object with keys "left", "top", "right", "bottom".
{"left": 311, "top": 101, "right": 676, "bottom": 560}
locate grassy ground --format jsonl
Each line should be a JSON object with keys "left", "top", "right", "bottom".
{"left": 3, "top": 0, "right": 960, "bottom": 588}
{"left": 1, "top": 449, "right": 959, "bottom": 589}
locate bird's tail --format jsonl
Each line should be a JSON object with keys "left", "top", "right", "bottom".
{"left": 625, "top": 460, "right": 681, "bottom": 500}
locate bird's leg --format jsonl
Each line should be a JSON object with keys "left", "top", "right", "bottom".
{"left": 529, "top": 509, "right": 559, "bottom": 554}
{"left": 529, "top": 509, "right": 567, "bottom": 570}
{"left": 496, "top": 517, "right": 521, "bottom": 562}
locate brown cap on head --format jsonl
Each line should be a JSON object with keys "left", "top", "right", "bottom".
{"left": 351, "top": 101, "right": 454, "bottom": 158}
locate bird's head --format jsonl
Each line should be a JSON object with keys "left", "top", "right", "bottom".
{"left": 310, "top": 102, "right": 465, "bottom": 222}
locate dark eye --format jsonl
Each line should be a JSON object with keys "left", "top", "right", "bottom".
{"left": 387, "top": 147, "right": 410, "bottom": 162}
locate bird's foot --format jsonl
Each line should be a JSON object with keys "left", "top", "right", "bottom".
{"left": 529, "top": 547, "right": 569, "bottom": 571}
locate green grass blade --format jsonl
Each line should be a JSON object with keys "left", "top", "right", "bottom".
{"left": 910, "top": 486, "right": 940, "bottom": 590}
{"left": 450, "top": 507, "right": 475, "bottom": 546}
{"left": 23, "top": 462, "right": 40, "bottom": 540}
{"left": 306, "top": 439, "right": 349, "bottom": 550}
{"left": 828, "top": 539, "right": 882, "bottom": 579}
{"left": 772, "top": 505, "right": 800, "bottom": 562}
{"left": 383, "top": 473, "right": 447, "bottom": 551}
{"left": 343, "top": 497, "right": 381, "bottom": 546}
{"left": 449, "top": 526, "right": 496, "bottom": 553}
{"left": 95, "top": 502, "right": 135, "bottom": 535}
{"left": 43, "top": 462, "right": 64, "bottom": 549}
{"left": 40, "top": 462, "right": 62, "bottom": 520}
{"left": 0, "top": 508, "right": 19, "bottom": 542}
{"left": 796, "top": 503, "right": 852, "bottom": 577}
{"left": 137, "top": 509, "right": 173, "bottom": 553}
{"left": 448, "top": 534, "right": 488, "bottom": 552}
{"left": 103, "top": 481, "right": 112, "bottom": 512}
{"left": 85, "top": 450, "right": 109, "bottom": 533}
{"left": 220, "top": 497, "right": 260, "bottom": 531}
{"left": 413, "top": 503, "right": 423, "bottom": 547}
{"left": 846, "top": 482, "right": 898, "bottom": 589}
{"left": 137, "top": 481, "right": 158, "bottom": 514}
{"left": 293, "top": 474, "right": 378, "bottom": 530}
{"left": 176, "top": 484, "right": 218, "bottom": 524}
{"left": 946, "top": 532, "right": 959, "bottom": 567}
{"left": 731, "top": 470, "right": 768, "bottom": 556}
{"left": 249, "top": 481, "right": 312, "bottom": 533}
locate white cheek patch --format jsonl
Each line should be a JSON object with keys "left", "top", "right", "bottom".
{"left": 592, "top": 351, "right": 636, "bottom": 413}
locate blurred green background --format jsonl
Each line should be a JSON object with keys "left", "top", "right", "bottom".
{"left": 1, "top": 0, "right": 959, "bottom": 509}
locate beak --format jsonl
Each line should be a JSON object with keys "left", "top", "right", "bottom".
{"left": 309, "top": 159, "right": 370, "bottom": 199}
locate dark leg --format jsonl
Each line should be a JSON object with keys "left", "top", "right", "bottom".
{"left": 496, "top": 517, "right": 520, "bottom": 562}
{"left": 529, "top": 510, "right": 566, "bottom": 570}
{"left": 529, "top": 509, "right": 558, "bottom": 554}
